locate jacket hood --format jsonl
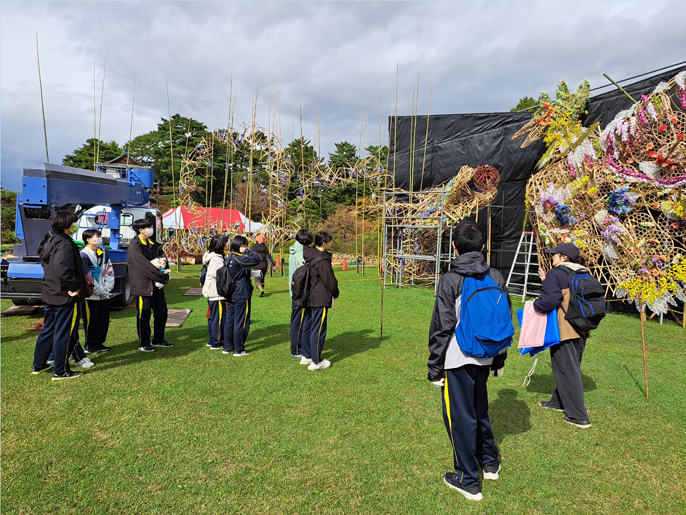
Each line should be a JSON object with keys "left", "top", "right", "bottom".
{"left": 252, "top": 242, "right": 268, "bottom": 252}
{"left": 558, "top": 262, "right": 588, "bottom": 273}
{"left": 449, "top": 251, "right": 490, "bottom": 276}
{"left": 203, "top": 251, "right": 223, "bottom": 265}
{"left": 289, "top": 242, "right": 303, "bottom": 255}
{"left": 41, "top": 233, "right": 73, "bottom": 264}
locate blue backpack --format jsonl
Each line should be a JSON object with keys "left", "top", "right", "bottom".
{"left": 454, "top": 272, "right": 514, "bottom": 358}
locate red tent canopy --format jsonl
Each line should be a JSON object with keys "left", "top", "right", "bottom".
{"left": 161, "top": 206, "right": 245, "bottom": 232}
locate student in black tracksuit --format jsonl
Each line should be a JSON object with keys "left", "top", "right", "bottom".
{"left": 427, "top": 221, "right": 509, "bottom": 502}
{"left": 251, "top": 234, "right": 274, "bottom": 297}
{"left": 534, "top": 242, "right": 592, "bottom": 429}
{"left": 202, "top": 234, "right": 229, "bottom": 350}
{"left": 302, "top": 231, "right": 339, "bottom": 371}
{"left": 223, "top": 235, "right": 261, "bottom": 356}
{"left": 127, "top": 218, "right": 171, "bottom": 353}
{"left": 289, "top": 229, "right": 314, "bottom": 362}
{"left": 32, "top": 210, "right": 90, "bottom": 380}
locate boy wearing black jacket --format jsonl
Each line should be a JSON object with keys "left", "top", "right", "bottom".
{"left": 32, "top": 210, "right": 90, "bottom": 380}
{"left": 427, "top": 221, "right": 508, "bottom": 501}
{"left": 127, "top": 219, "right": 171, "bottom": 352}
{"left": 302, "top": 231, "right": 339, "bottom": 371}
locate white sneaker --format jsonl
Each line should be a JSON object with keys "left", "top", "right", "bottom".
{"left": 300, "top": 357, "right": 312, "bottom": 365}
{"left": 233, "top": 351, "right": 250, "bottom": 357}
{"left": 75, "top": 357, "right": 95, "bottom": 368}
{"left": 308, "top": 360, "right": 331, "bottom": 371}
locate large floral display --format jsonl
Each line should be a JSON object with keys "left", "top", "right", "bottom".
{"left": 515, "top": 72, "right": 686, "bottom": 317}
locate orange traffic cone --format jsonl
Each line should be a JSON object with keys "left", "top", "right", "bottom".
{"left": 276, "top": 254, "right": 281, "bottom": 267}
{"left": 342, "top": 258, "right": 348, "bottom": 271}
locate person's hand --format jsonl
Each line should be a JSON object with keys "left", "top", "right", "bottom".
{"left": 239, "top": 246, "right": 247, "bottom": 254}
{"left": 491, "top": 353, "right": 507, "bottom": 377}
{"left": 430, "top": 378, "right": 444, "bottom": 388}
{"left": 68, "top": 290, "right": 79, "bottom": 297}
{"left": 537, "top": 268, "right": 546, "bottom": 281}
{"left": 272, "top": 266, "right": 277, "bottom": 271}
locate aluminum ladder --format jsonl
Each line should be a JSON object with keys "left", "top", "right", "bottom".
{"left": 506, "top": 231, "right": 541, "bottom": 300}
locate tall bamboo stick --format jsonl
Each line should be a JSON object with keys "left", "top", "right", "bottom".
{"left": 96, "top": 49, "right": 108, "bottom": 165}
{"left": 36, "top": 35, "right": 49, "bottom": 163}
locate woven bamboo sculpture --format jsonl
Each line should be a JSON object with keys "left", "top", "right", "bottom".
{"left": 382, "top": 165, "right": 500, "bottom": 281}
{"left": 517, "top": 72, "right": 686, "bottom": 316}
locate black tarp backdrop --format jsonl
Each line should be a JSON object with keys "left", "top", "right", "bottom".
{"left": 388, "top": 65, "right": 686, "bottom": 279}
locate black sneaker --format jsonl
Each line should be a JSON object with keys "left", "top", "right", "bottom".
{"left": 539, "top": 400, "right": 565, "bottom": 413}
{"left": 209, "top": 345, "right": 222, "bottom": 350}
{"left": 87, "top": 346, "right": 111, "bottom": 354}
{"left": 291, "top": 354, "right": 304, "bottom": 359}
{"left": 138, "top": 344, "right": 156, "bottom": 353}
{"left": 443, "top": 473, "right": 483, "bottom": 501}
{"left": 564, "top": 415, "right": 592, "bottom": 429}
{"left": 52, "top": 370, "right": 83, "bottom": 380}
{"left": 31, "top": 363, "right": 53, "bottom": 374}
{"left": 152, "top": 341, "right": 174, "bottom": 348}
{"left": 483, "top": 462, "right": 501, "bottom": 480}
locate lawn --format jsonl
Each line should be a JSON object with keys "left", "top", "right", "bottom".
{"left": 2, "top": 267, "right": 685, "bottom": 514}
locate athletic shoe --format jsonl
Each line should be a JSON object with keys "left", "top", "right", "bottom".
{"left": 233, "top": 351, "right": 250, "bottom": 357}
{"left": 483, "top": 462, "right": 501, "bottom": 480}
{"left": 539, "top": 400, "right": 565, "bottom": 413}
{"left": 209, "top": 345, "right": 222, "bottom": 350}
{"left": 222, "top": 349, "right": 234, "bottom": 355}
{"left": 299, "top": 357, "right": 313, "bottom": 365}
{"left": 52, "top": 370, "right": 83, "bottom": 380}
{"left": 75, "top": 358, "right": 95, "bottom": 368}
{"left": 47, "top": 360, "right": 54, "bottom": 365}
{"left": 308, "top": 360, "right": 331, "bottom": 371}
{"left": 207, "top": 343, "right": 212, "bottom": 347}
{"left": 443, "top": 473, "right": 483, "bottom": 501}
{"left": 31, "top": 363, "right": 53, "bottom": 374}
{"left": 87, "top": 346, "right": 111, "bottom": 354}
{"left": 291, "top": 354, "right": 304, "bottom": 359}
{"left": 152, "top": 341, "right": 174, "bottom": 348}
{"left": 564, "top": 415, "right": 592, "bottom": 429}
{"left": 138, "top": 345, "right": 156, "bottom": 353}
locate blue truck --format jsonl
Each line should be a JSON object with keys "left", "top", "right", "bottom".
{"left": 1, "top": 161, "right": 159, "bottom": 308}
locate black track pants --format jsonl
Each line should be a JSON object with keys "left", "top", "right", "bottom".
{"left": 442, "top": 365, "right": 499, "bottom": 487}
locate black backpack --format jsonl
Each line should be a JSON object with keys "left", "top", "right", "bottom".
{"left": 561, "top": 267, "right": 607, "bottom": 333}
{"left": 215, "top": 255, "right": 241, "bottom": 301}
{"left": 291, "top": 255, "right": 326, "bottom": 307}
{"left": 199, "top": 264, "right": 208, "bottom": 286}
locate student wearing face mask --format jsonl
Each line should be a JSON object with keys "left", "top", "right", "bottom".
{"left": 80, "top": 229, "right": 115, "bottom": 353}
{"left": 31, "top": 210, "right": 90, "bottom": 380}
{"left": 127, "top": 219, "right": 172, "bottom": 353}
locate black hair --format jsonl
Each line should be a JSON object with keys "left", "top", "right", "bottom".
{"left": 37, "top": 231, "right": 54, "bottom": 255}
{"left": 314, "top": 231, "right": 333, "bottom": 248}
{"left": 50, "top": 210, "right": 78, "bottom": 233}
{"left": 452, "top": 221, "right": 485, "bottom": 255}
{"left": 208, "top": 234, "right": 228, "bottom": 255}
{"left": 229, "top": 235, "right": 248, "bottom": 253}
{"left": 295, "top": 228, "right": 313, "bottom": 246}
{"left": 132, "top": 218, "right": 153, "bottom": 234}
{"left": 82, "top": 229, "right": 102, "bottom": 243}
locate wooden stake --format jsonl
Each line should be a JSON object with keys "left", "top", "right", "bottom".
{"left": 640, "top": 302, "right": 649, "bottom": 399}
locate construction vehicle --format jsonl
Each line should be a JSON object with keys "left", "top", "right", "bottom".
{"left": 1, "top": 161, "right": 160, "bottom": 308}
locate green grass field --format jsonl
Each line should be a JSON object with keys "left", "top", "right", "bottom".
{"left": 2, "top": 267, "right": 685, "bottom": 514}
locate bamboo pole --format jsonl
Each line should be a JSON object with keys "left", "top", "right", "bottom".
{"left": 36, "top": 35, "right": 50, "bottom": 163}
{"left": 165, "top": 79, "right": 181, "bottom": 271}
{"left": 126, "top": 73, "right": 137, "bottom": 169}
{"left": 640, "top": 301, "right": 649, "bottom": 399}
{"left": 419, "top": 83, "right": 433, "bottom": 192}
{"left": 96, "top": 49, "right": 108, "bottom": 165}
{"left": 221, "top": 78, "right": 233, "bottom": 232}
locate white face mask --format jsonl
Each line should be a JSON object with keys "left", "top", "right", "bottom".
{"left": 94, "top": 238, "right": 103, "bottom": 246}
{"left": 144, "top": 228, "right": 154, "bottom": 237}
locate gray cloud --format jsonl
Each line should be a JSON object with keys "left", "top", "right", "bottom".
{"left": 2, "top": 1, "right": 685, "bottom": 192}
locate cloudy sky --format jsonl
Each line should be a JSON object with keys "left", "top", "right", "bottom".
{"left": 2, "top": 1, "right": 685, "bottom": 192}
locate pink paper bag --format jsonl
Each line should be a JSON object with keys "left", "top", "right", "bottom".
{"left": 518, "top": 301, "right": 547, "bottom": 348}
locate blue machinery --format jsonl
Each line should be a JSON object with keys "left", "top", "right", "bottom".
{"left": 2, "top": 162, "right": 154, "bottom": 307}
